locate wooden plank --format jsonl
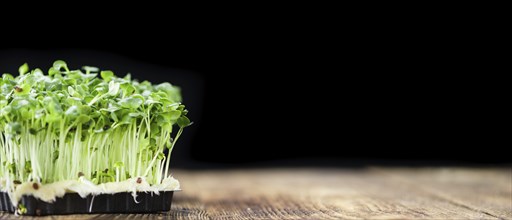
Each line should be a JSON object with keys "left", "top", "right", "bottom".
{"left": 168, "top": 168, "right": 507, "bottom": 219}
{"left": 373, "top": 168, "right": 512, "bottom": 219}
{"left": 1, "top": 168, "right": 510, "bottom": 219}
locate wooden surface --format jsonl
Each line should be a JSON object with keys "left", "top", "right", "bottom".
{"left": 1, "top": 167, "right": 510, "bottom": 219}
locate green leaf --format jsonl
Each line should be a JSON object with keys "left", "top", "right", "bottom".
{"left": 161, "top": 122, "right": 173, "bottom": 131}
{"left": 78, "top": 105, "right": 91, "bottom": 115}
{"left": 76, "top": 114, "right": 91, "bottom": 124}
{"left": 2, "top": 73, "right": 14, "bottom": 81}
{"left": 145, "top": 99, "right": 161, "bottom": 105}
{"left": 155, "top": 82, "right": 182, "bottom": 102}
{"left": 118, "top": 113, "right": 134, "bottom": 125}
{"left": 19, "top": 63, "right": 29, "bottom": 75}
{"left": 6, "top": 122, "right": 22, "bottom": 135}
{"left": 162, "top": 110, "right": 181, "bottom": 121}
{"left": 150, "top": 122, "right": 161, "bottom": 136}
{"left": 13, "top": 83, "right": 31, "bottom": 95}
{"left": 43, "top": 96, "right": 63, "bottom": 114}
{"left": 11, "top": 98, "right": 32, "bottom": 109}
{"left": 177, "top": 116, "right": 191, "bottom": 128}
{"left": 120, "top": 83, "right": 135, "bottom": 97}
{"left": 100, "top": 105, "right": 120, "bottom": 113}
{"left": 82, "top": 66, "right": 99, "bottom": 73}
{"left": 68, "top": 86, "right": 76, "bottom": 96}
{"left": 107, "top": 80, "right": 120, "bottom": 96}
{"left": 32, "top": 68, "right": 44, "bottom": 76}
{"left": 123, "top": 73, "right": 131, "bottom": 81}
{"left": 20, "top": 108, "right": 32, "bottom": 120}
{"left": 128, "top": 112, "right": 146, "bottom": 118}
{"left": 110, "top": 111, "right": 119, "bottom": 122}
{"left": 53, "top": 60, "right": 68, "bottom": 71}
{"left": 29, "top": 128, "right": 38, "bottom": 135}
{"left": 65, "top": 105, "right": 80, "bottom": 117}
{"left": 155, "top": 115, "right": 167, "bottom": 125}
{"left": 101, "top": 70, "right": 114, "bottom": 82}
{"left": 48, "top": 67, "right": 60, "bottom": 76}
{"left": 66, "top": 97, "right": 82, "bottom": 106}
{"left": 162, "top": 103, "right": 180, "bottom": 112}
{"left": 45, "top": 113, "right": 61, "bottom": 123}
{"left": 119, "top": 97, "right": 143, "bottom": 109}
{"left": 67, "top": 70, "right": 83, "bottom": 80}
{"left": 82, "top": 73, "right": 97, "bottom": 81}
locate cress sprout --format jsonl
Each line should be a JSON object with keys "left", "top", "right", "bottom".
{"left": 0, "top": 61, "right": 191, "bottom": 186}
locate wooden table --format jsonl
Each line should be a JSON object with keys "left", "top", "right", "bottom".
{"left": 1, "top": 167, "right": 511, "bottom": 219}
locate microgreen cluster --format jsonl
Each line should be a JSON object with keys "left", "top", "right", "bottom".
{"left": 0, "top": 61, "right": 190, "bottom": 186}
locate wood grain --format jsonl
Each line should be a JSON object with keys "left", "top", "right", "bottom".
{"left": 1, "top": 167, "right": 510, "bottom": 219}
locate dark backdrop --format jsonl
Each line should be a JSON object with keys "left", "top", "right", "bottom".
{"left": 0, "top": 43, "right": 507, "bottom": 167}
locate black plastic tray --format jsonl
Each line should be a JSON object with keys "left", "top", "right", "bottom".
{"left": 0, "top": 191, "right": 174, "bottom": 216}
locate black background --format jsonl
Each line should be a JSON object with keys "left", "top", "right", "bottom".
{"left": 0, "top": 29, "right": 507, "bottom": 167}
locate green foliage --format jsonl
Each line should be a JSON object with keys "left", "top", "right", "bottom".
{"left": 0, "top": 61, "right": 190, "bottom": 185}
